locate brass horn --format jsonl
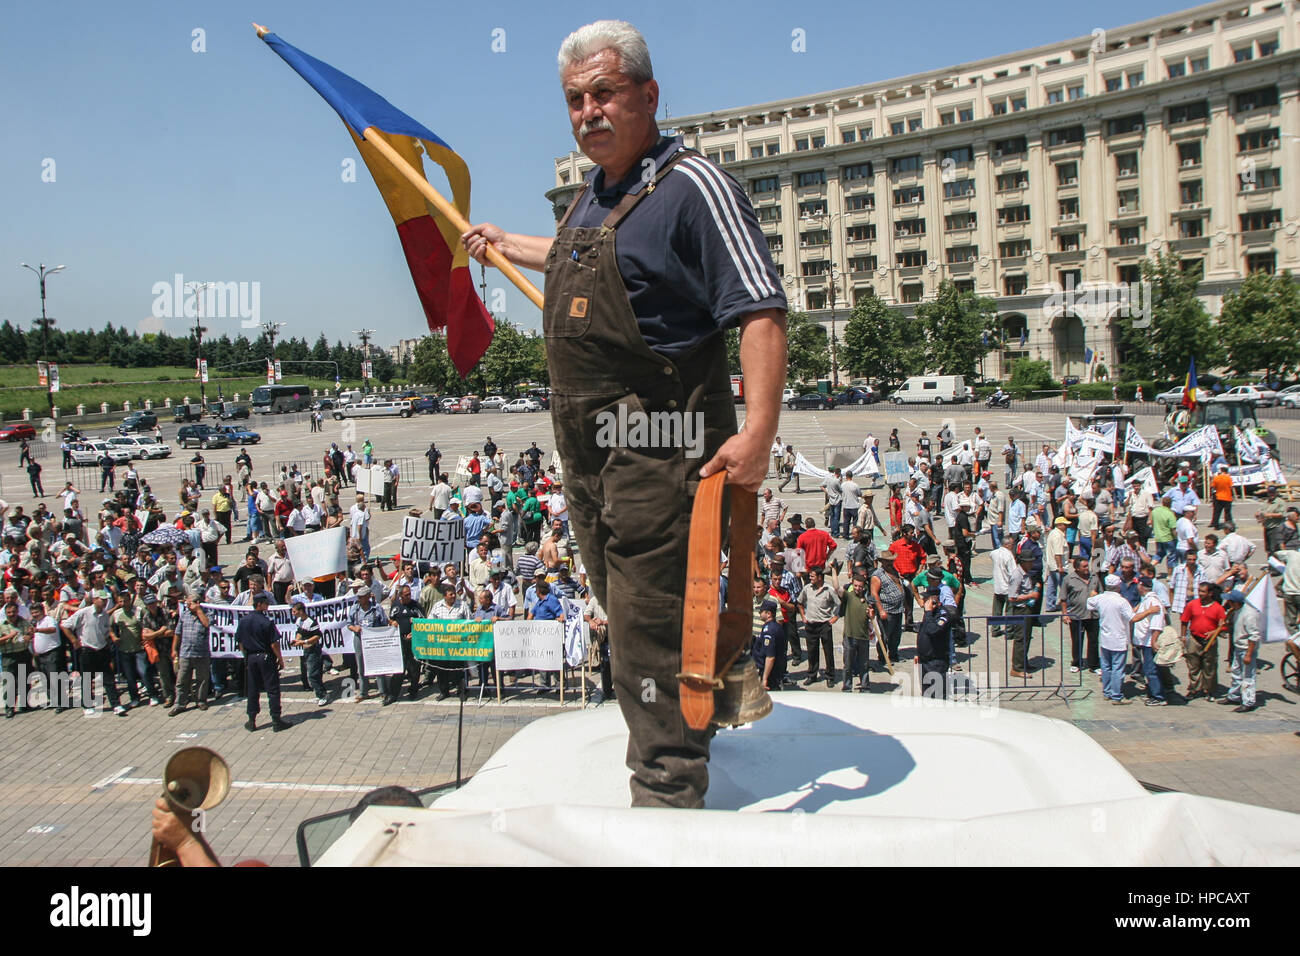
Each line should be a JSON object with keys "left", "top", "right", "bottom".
{"left": 149, "top": 746, "right": 231, "bottom": 867}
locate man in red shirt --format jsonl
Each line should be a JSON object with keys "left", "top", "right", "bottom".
{"left": 888, "top": 525, "right": 926, "bottom": 630}
{"left": 796, "top": 517, "right": 836, "bottom": 574}
{"left": 273, "top": 492, "right": 294, "bottom": 538}
{"left": 1180, "top": 581, "right": 1226, "bottom": 700}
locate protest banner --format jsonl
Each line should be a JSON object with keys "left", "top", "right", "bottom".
{"left": 355, "top": 464, "right": 387, "bottom": 495}
{"left": 400, "top": 515, "right": 466, "bottom": 566}
{"left": 410, "top": 618, "right": 493, "bottom": 662}
{"left": 494, "top": 619, "right": 566, "bottom": 704}
{"left": 284, "top": 526, "right": 347, "bottom": 580}
{"left": 202, "top": 593, "right": 357, "bottom": 659}
{"left": 360, "top": 626, "right": 404, "bottom": 676}
{"left": 882, "top": 451, "right": 910, "bottom": 486}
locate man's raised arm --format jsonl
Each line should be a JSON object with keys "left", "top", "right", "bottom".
{"left": 462, "top": 224, "right": 554, "bottom": 273}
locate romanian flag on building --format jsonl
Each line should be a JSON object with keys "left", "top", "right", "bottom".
{"left": 1181, "top": 357, "right": 1198, "bottom": 411}
{"left": 259, "top": 30, "right": 493, "bottom": 377}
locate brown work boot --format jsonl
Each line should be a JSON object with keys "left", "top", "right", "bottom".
{"left": 710, "top": 659, "right": 773, "bottom": 728}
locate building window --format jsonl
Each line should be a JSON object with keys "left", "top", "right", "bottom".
{"left": 1046, "top": 88, "right": 1063, "bottom": 105}
{"left": 990, "top": 99, "right": 1008, "bottom": 116}
{"left": 1170, "top": 101, "right": 1208, "bottom": 125}
{"left": 1181, "top": 258, "right": 1204, "bottom": 275}
{"left": 939, "top": 110, "right": 955, "bottom": 126}
{"left": 756, "top": 205, "right": 782, "bottom": 222}
{"left": 998, "top": 205, "right": 1031, "bottom": 225}
{"left": 1115, "top": 152, "right": 1139, "bottom": 178}
{"left": 559, "top": 170, "right": 570, "bottom": 184}
{"left": 1010, "top": 95, "right": 1027, "bottom": 112}
{"left": 796, "top": 170, "right": 826, "bottom": 188}
{"left": 1117, "top": 189, "right": 1140, "bottom": 213}
{"left": 1233, "top": 46, "right": 1254, "bottom": 63}
{"left": 767, "top": 234, "right": 783, "bottom": 250}
{"left": 1057, "top": 161, "right": 1079, "bottom": 186}
{"left": 1246, "top": 252, "right": 1276, "bottom": 274}
{"left": 1240, "top": 210, "right": 1282, "bottom": 232}
{"left": 945, "top": 211, "right": 977, "bottom": 231}
{"left": 1105, "top": 75, "right": 1123, "bottom": 92}
{"left": 1242, "top": 168, "right": 1283, "bottom": 192}
{"left": 751, "top": 176, "right": 779, "bottom": 194}
{"left": 801, "top": 260, "right": 831, "bottom": 277}
{"left": 853, "top": 285, "right": 876, "bottom": 304}
{"left": 996, "top": 171, "right": 1029, "bottom": 192}
{"left": 847, "top": 224, "right": 877, "bottom": 242}
{"left": 800, "top": 229, "right": 831, "bottom": 246}
{"left": 946, "top": 245, "right": 979, "bottom": 264}
{"left": 991, "top": 136, "right": 1027, "bottom": 157}
{"left": 812, "top": 134, "right": 826, "bottom": 149}
{"left": 999, "top": 240, "right": 1031, "bottom": 258}
{"left": 842, "top": 162, "right": 874, "bottom": 181}
{"left": 1057, "top": 233, "right": 1081, "bottom": 252}
{"left": 1059, "top": 268, "right": 1082, "bottom": 288}
{"left": 1004, "top": 275, "right": 1028, "bottom": 296}
{"left": 891, "top": 119, "right": 906, "bottom": 135}
{"left": 908, "top": 116, "right": 923, "bottom": 132}
{"left": 1126, "top": 70, "right": 1144, "bottom": 88}
{"left": 1068, "top": 84, "right": 1085, "bottom": 101}
{"left": 940, "top": 146, "right": 973, "bottom": 165}
{"left": 845, "top": 193, "right": 875, "bottom": 211}
{"left": 1059, "top": 197, "right": 1080, "bottom": 220}
{"left": 848, "top": 255, "right": 877, "bottom": 272}
{"left": 958, "top": 107, "right": 974, "bottom": 123}
{"left": 1045, "top": 125, "right": 1084, "bottom": 147}
{"left": 1258, "top": 38, "right": 1279, "bottom": 57}
{"left": 893, "top": 186, "right": 925, "bottom": 205}
{"left": 1117, "top": 264, "right": 1141, "bottom": 284}
{"left": 901, "top": 283, "right": 924, "bottom": 303}
{"left": 1166, "top": 59, "right": 1186, "bottom": 78}
{"left": 1177, "top": 141, "right": 1202, "bottom": 166}
{"left": 1190, "top": 55, "right": 1209, "bottom": 73}
{"left": 859, "top": 125, "right": 874, "bottom": 140}
{"left": 722, "top": 148, "right": 735, "bottom": 163}
{"left": 1238, "top": 128, "right": 1281, "bottom": 151}
{"left": 799, "top": 199, "right": 827, "bottom": 219}
{"left": 894, "top": 218, "right": 927, "bottom": 237}
{"left": 795, "top": 137, "right": 809, "bottom": 151}
{"left": 1234, "top": 86, "right": 1279, "bottom": 113}
{"left": 1106, "top": 114, "right": 1145, "bottom": 136}
{"left": 1180, "top": 180, "right": 1203, "bottom": 205}
{"left": 767, "top": 142, "right": 781, "bottom": 156}
{"left": 1117, "top": 226, "right": 1142, "bottom": 245}
{"left": 707, "top": 151, "right": 721, "bottom": 163}
{"left": 841, "top": 128, "right": 856, "bottom": 144}
{"left": 896, "top": 250, "right": 928, "bottom": 268}
{"left": 953, "top": 279, "right": 975, "bottom": 294}
{"left": 943, "top": 178, "right": 976, "bottom": 199}
{"left": 890, "top": 155, "right": 923, "bottom": 175}
{"left": 750, "top": 145, "right": 764, "bottom": 159}
{"left": 1178, "top": 218, "right": 1204, "bottom": 239}
{"left": 807, "top": 291, "right": 826, "bottom": 310}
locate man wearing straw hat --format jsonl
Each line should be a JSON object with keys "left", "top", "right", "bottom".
{"left": 462, "top": 21, "right": 786, "bottom": 808}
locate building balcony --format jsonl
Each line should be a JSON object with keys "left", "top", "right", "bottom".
{"left": 1048, "top": 248, "right": 1087, "bottom": 263}
{"left": 1107, "top": 242, "right": 1148, "bottom": 256}
{"left": 1168, "top": 236, "right": 1210, "bottom": 253}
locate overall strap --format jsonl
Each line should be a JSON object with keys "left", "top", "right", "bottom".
{"left": 601, "top": 147, "right": 697, "bottom": 231}
{"left": 555, "top": 180, "right": 590, "bottom": 231}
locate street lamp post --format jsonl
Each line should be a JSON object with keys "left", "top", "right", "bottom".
{"left": 353, "top": 328, "right": 377, "bottom": 393}
{"left": 187, "top": 281, "right": 213, "bottom": 410}
{"left": 827, "top": 263, "right": 842, "bottom": 389}
{"left": 20, "top": 262, "right": 66, "bottom": 416}
{"left": 261, "top": 321, "right": 286, "bottom": 383}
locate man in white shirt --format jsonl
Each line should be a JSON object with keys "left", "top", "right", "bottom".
{"left": 461, "top": 483, "right": 484, "bottom": 509}
{"left": 348, "top": 496, "right": 371, "bottom": 560}
{"left": 1174, "top": 506, "right": 1198, "bottom": 558}
{"left": 429, "top": 478, "right": 453, "bottom": 518}
{"left": 1087, "top": 574, "right": 1135, "bottom": 703}
{"left": 1130, "top": 574, "right": 1167, "bottom": 705}
{"left": 549, "top": 485, "right": 570, "bottom": 537}
{"left": 989, "top": 537, "right": 1017, "bottom": 635}
{"left": 1218, "top": 520, "right": 1254, "bottom": 567}
{"left": 840, "top": 472, "right": 862, "bottom": 533}
{"left": 62, "top": 591, "right": 125, "bottom": 715}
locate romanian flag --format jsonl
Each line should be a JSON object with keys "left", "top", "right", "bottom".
{"left": 1182, "top": 357, "right": 1198, "bottom": 411}
{"left": 259, "top": 31, "right": 493, "bottom": 377}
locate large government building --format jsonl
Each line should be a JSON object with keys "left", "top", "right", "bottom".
{"left": 548, "top": 0, "right": 1298, "bottom": 381}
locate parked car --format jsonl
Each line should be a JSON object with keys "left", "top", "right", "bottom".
{"left": 173, "top": 403, "right": 204, "bottom": 423}
{"left": 206, "top": 401, "right": 250, "bottom": 420}
{"left": 525, "top": 389, "right": 551, "bottom": 410}
{"left": 835, "top": 386, "right": 877, "bottom": 406}
{"left": 480, "top": 395, "right": 507, "bottom": 409}
{"left": 332, "top": 398, "right": 415, "bottom": 419}
{"left": 888, "top": 375, "right": 968, "bottom": 405}
{"left": 118, "top": 410, "right": 158, "bottom": 434}
{"left": 502, "top": 397, "right": 542, "bottom": 413}
{"left": 309, "top": 398, "right": 337, "bottom": 411}
{"left": 1154, "top": 387, "right": 1187, "bottom": 406}
{"left": 216, "top": 424, "right": 261, "bottom": 445}
{"left": 439, "top": 396, "right": 459, "bottom": 410}
{"left": 108, "top": 436, "right": 172, "bottom": 460}
{"left": 1276, "top": 384, "right": 1300, "bottom": 408}
{"left": 175, "top": 425, "right": 229, "bottom": 449}
{"left": 1209, "top": 385, "right": 1278, "bottom": 407}
{"left": 787, "top": 393, "right": 837, "bottom": 411}
{"left": 782, "top": 387, "right": 798, "bottom": 403}
{"left": 444, "top": 398, "right": 477, "bottom": 414}
{"left": 409, "top": 396, "right": 438, "bottom": 414}
{"left": 0, "top": 423, "right": 37, "bottom": 442}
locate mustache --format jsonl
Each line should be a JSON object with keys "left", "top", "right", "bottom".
{"left": 579, "top": 119, "right": 613, "bottom": 137}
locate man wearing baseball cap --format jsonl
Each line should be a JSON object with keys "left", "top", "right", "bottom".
{"left": 916, "top": 585, "right": 957, "bottom": 699}
{"left": 1221, "top": 589, "right": 1260, "bottom": 712}
{"left": 1088, "top": 574, "right": 1135, "bottom": 703}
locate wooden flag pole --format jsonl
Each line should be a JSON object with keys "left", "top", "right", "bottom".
{"left": 362, "top": 128, "right": 545, "bottom": 310}
{"left": 254, "top": 22, "right": 544, "bottom": 310}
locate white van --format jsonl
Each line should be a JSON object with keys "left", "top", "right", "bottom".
{"left": 889, "top": 375, "right": 968, "bottom": 405}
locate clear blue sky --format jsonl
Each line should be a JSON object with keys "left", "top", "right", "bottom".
{"left": 0, "top": 0, "right": 1183, "bottom": 350}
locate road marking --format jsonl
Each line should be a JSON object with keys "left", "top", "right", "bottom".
{"left": 1006, "top": 423, "right": 1055, "bottom": 439}
{"left": 90, "top": 766, "right": 135, "bottom": 792}
{"left": 900, "top": 418, "right": 918, "bottom": 428}
{"left": 106, "top": 776, "right": 377, "bottom": 795}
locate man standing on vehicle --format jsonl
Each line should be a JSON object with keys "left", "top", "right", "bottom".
{"left": 462, "top": 21, "right": 786, "bottom": 808}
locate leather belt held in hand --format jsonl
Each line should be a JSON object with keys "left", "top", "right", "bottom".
{"left": 679, "top": 471, "right": 756, "bottom": 730}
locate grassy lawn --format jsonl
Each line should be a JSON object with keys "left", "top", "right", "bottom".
{"left": 0, "top": 365, "right": 402, "bottom": 420}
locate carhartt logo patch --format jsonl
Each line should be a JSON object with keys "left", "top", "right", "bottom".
{"left": 569, "top": 297, "right": 588, "bottom": 318}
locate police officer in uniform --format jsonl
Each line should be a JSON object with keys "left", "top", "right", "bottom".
{"left": 915, "top": 586, "right": 957, "bottom": 699}
{"left": 463, "top": 20, "right": 786, "bottom": 808}
{"left": 234, "top": 591, "right": 289, "bottom": 732}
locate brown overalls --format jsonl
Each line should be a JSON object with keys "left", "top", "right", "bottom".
{"left": 544, "top": 148, "right": 736, "bottom": 808}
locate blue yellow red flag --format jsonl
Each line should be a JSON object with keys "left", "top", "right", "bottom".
{"left": 1182, "top": 357, "right": 1198, "bottom": 410}
{"left": 259, "top": 31, "right": 493, "bottom": 377}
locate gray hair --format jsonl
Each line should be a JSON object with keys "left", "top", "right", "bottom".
{"left": 558, "top": 20, "right": 653, "bottom": 83}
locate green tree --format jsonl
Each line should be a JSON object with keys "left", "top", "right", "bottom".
{"left": 0, "top": 321, "right": 26, "bottom": 360}
{"left": 915, "top": 280, "right": 996, "bottom": 377}
{"left": 724, "top": 328, "right": 741, "bottom": 375}
{"left": 1219, "top": 270, "right": 1300, "bottom": 381}
{"left": 1119, "top": 253, "right": 1219, "bottom": 381}
{"left": 311, "top": 333, "right": 330, "bottom": 362}
{"left": 478, "top": 318, "right": 536, "bottom": 392}
{"left": 411, "top": 334, "right": 457, "bottom": 393}
{"left": 785, "top": 311, "right": 829, "bottom": 384}
{"left": 840, "top": 291, "right": 924, "bottom": 388}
